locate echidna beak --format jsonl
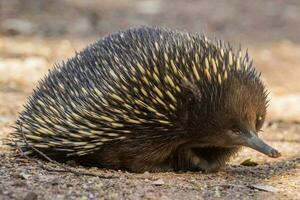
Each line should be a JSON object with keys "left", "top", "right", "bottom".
{"left": 243, "top": 131, "right": 281, "bottom": 158}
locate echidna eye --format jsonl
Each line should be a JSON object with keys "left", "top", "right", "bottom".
{"left": 258, "top": 116, "right": 262, "bottom": 120}
{"left": 255, "top": 116, "right": 264, "bottom": 131}
{"left": 230, "top": 124, "right": 239, "bottom": 132}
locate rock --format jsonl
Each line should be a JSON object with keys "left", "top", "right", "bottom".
{"left": 250, "top": 184, "right": 279, "bottom": 192}
{"left": 142, "top": 171, "right": 151, "bottom": 178}
{"left": 19, "top": 172, "right": 30, "bottom": 180}
{"left": 152, "top": 179, "right": 164, "bottom": 186}
{"left": 240, "top": 158, "right": 258, "bottom": 166}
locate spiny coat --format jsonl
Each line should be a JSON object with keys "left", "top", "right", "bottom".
{"left": 12, "top": 26, "right": 273, "bottom": 172}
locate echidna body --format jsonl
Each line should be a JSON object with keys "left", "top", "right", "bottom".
{"left": 12, "top": 27, "right": 280, "bottom": 172}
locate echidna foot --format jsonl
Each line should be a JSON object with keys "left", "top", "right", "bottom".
{"left": 173, "top": 147, "right": 222, "bottom": 173}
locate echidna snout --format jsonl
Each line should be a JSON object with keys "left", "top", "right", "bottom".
{"left": 11, "top": 26, "right": 280, "bottom": 173}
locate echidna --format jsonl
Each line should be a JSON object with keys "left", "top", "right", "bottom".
{"left": 11, "top": 26, "right": 281, "bottom": 172}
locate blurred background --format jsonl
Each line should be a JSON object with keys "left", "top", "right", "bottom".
{"left": 0, "top": 0, "right": 300, "bottom": 131}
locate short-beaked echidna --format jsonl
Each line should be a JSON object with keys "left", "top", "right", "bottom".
{"left": 11, "top": 26, "right": 281, "bottom": 172}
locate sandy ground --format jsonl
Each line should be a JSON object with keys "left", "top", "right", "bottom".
{"left": 0, "top": 0, "right": 300, "bottom": 199}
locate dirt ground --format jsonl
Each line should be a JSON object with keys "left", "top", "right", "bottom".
{"left": 0, "top": 0, "right": 300, "bottom": 199}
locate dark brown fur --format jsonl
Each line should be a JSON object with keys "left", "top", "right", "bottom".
{"left": 11, "top": 27, "right": 268, "bottom": 172}
{"left": 76, "top": 77, "right": 265, "bottom": 173}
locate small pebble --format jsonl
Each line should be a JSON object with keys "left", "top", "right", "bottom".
{"left": 152, "top": 179, "right": 164, "bottom": 186}
{"left": 251, "top": 184, "right": 279, "bottom": 192}
{"left": 142, "top": 171, "right": 150, "bottom": 178}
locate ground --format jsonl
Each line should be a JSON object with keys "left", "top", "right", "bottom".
{"left": 0, "top": 0, "right": 299, "bottom": 199}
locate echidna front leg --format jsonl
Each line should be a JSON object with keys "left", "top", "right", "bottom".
{"left": 192, "top": 147, "right": 241, "bottom": 172}
{"left": 173, "top": 146, "right": 221, "bottom": 172}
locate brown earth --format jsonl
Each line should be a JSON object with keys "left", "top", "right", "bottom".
{"left": 0, "top": 0, "right": 299, "bottom": 199}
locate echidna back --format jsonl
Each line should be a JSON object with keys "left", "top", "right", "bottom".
{"left": 12, "top": 26, "right": 256, "bottom": 159}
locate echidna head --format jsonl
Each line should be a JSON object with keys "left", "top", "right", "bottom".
{"left": 197, "top": 73, "right": 281, "bottom": 158}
